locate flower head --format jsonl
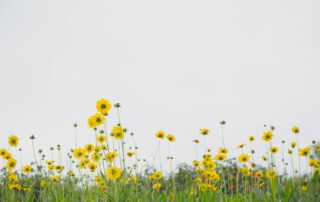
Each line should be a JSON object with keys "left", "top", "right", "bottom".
{"left": 112, "top": 126, "right": 125, "bottom": 140}
{"left": 106, "top": 166, "right": 121, "bottom": 180}
{"left": 199, "top": 128, "right": 210, "bottom": 135}
{"left": 291, "top": 126, "right": 300, "bottom": 134}
{"left": 8, "top": 135, "right": 19, "bottom": 147}
{"left": 155, "top": 130, "right": 165, "bottom": 139}
{"left": 262, "top": 131, "right": 273, "bottom": 142}
{"left": 238, "top": 154, "right": 250, "bottom": 163}
{"left": 166, "top": 134, "right": 176, "bottom": 142}
{"left": 96, "top": 99, "right": 112, "bottom": 115}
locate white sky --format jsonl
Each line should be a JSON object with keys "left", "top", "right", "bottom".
{"left": 1, "top": 0, "right": 320, "bottom": 173}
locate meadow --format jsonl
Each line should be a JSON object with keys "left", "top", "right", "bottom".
{"left": 0, "top": 98, "right": 319, "bottom": 202}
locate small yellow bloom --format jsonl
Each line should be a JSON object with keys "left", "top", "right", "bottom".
{"left": 166, "top": 134, "right": 176, "bottom": 142}
{"left": 155, "top": 130, "right": 165, "bottom": 139}
{"left": 249, "top": 136, "right": 255, "bottom": 142}
{"left": 215, "top": 153, "right": 227, "bottom": 161}
{"left": 73, "top": 148, "right": 85, "bottom": 159}
{"left": 262, "top": 131, "right": 273, "bottom": 142}
{"left": 266, "top": 169, "right": 277, "bottom": 179}
{"left": 270, "top": 147, "right": 279, "bottom": 154}
{"left": 22, "top": 165, "right": 33, "bottom": 174}
{"left": 238, "top": 154, "right": 250, "bottom": 163}
{"left": 219, "top": 148, "right": 228, "bottom": 154}
{"left": 112, "top": 126, "right": 125, "bottom": 140}
{"left": 199, "top": 128, "right": 210, "bottom": 135}
{"left": 96, "top": 98, "right": 112, "bottom": 115}
{"left": 88, "top": 162, "right": 98, "bottom": 172}
{"left": 291, "top": 126, "right": 300, "bottom": 134}
{"left": 8, "top": 135, "right": 19, "bottom": 147}
{"left": 84, "top": 144, "right": 95, "bottom": 153}
{"left": 6, "top": 158, "right": 17, "bottom": 170}
{"left": 152, "top": 183, "right": 162, "bottom": 191}
{"left": 51, "top": 175, "right": 60, "bottom": 182}
{"left": 97, "top": 135, "right": 107, "bottom": 143}
{"left": 106, "top": 166, "right": 121, "bottom": 180}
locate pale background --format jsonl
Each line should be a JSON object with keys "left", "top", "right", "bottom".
{"left": 1, "top": 0, "right": 319, "bottom": 173}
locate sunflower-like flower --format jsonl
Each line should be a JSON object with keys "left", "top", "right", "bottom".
{"left": 249, "top": 136, "right": 255, "bottom": 142}
{"left": 112, "top": 126, "right": 125, "bottom": 140}
{"left": 237, "top": 144, "right": 245, "bottom": 149}
{"left": 166, "top": 134, "right": 176, "bottom": 142}
{"left": 97, "top": 135, "right": 107, "bottom": 143}
{"left": 254, "top": 171, "right": 264, "bottom": 178}
{"left": 155, "top": 130, "right": 165, "bottom": 139}
{"left": 153, "top": 183, "right": 162, "bottom": 191}
{"left": 291, "top": 142, "right": 297, "bottom": 148}
{"left": 215, "top": 153, "right": 227, "bottom": 161}
{"left": 87, "top": 113, "right": 105, "bottom": 129}
{"left": 199, "top": 128, "right": 210, "bottom": 135}
{"left": 238, "top": 154, "right": 250, "bottom": 163}
{"left": 84, "top": 144, "right": 95, "bottom": 153}
{"left": 96, "top": 99, "right": 112, "bottom": 115}
{"left": 262, "top": 131, "right": 273, "bottom": 142}
{"left": 127, "top": 152, "right": 135, "bottom": 157}
{"left": 73, "top": 148, "right": 85, "bottom": 159}
{"left": 270, "top": 147, "right": 279, "bottom": 154}
{"left": 106, "top": 151, "right": 118, "bottom": 162}
{"left": 88, "top": 162, "right": 98, "bottom": 172}
{"left": 291, "top": 126, "right": 300, "bottom": 134}
{"left": 298, "top": 147, "right": 311, "bottom": 157}
{"left": 51, "top": 176, "right": 60, "bottom": 182}
{"left": 106, "top": 166, "right": 121, "bottom": 180}
{"left": 8, "top": 135, "right": 19, "bottom": 147}
{"left": 22, "top": 165, "right": 33, "bottom": 174}
{"left": 241, "top": 167, "right": 251, "bottom": 176}
{"left": 266, "top": 169, "right": 277, "bottom": 179}
{"left": 219, "top": 147, "right": 228, "bottom": 154}
{"left": 6, "top": 158, "right": 17, "bottom": 171}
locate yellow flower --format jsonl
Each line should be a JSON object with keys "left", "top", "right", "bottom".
{"left": 79, "top": 159, "right": 89, "bottom": 169}
{"left": 237, "top": 144, "right": 245, "bottom": 149}
{"left": 166, "top": 134, "right": 176, "bottom": 142}
{"left": 291, "top": 126, "right": 300, "bottom": 134}
{"left": 128, "top": 176, "right": 137, "bottom": 183}
{"left": 96, "top": 98, "right": 112, "bottom": 115}
{"left": 152, "top": 183, "right": 162, "bottom": 191}
{"left": 261, "top": 155, "right": 267, "bottom": 161}
{"left": 249, "top": 136, "right": 255, "bottom": 142}
{"left": 262, "top": 131, "right": 273, "bottom": 142}
{"left": 298, "top": 147, "right": 311, "bottom": 157}
{"left": 238, "top": 154, "right": 250, "bottom": 163}
{"left": 127, "top": 152, "right": 135, "bottom": 157}
{"left": 8, "top": 172, "right": 18, "bottom": 182}
{"left": 215, "top": 153, "right": 227, "bottom": 161}
{"left": 22, "top": 165, "right": 33, "bottom": 174}
{"left": 106, "top": 166, "right": 121, "bottom": 180}
{"left": 84, "top": 144, "right": 95, "bottom": 153}
{"left": 301, "top": 185, "right": 308, "bottom": 191}
{"left": 219, "top": 148, "right": 228, "bottom": 154}
{"left": 51, "top": 175, "right": 60, "bottom": 182}
{"left": 193, "top": 160, "right": 200, "bottom": 167}
{"left": 241, "top": 167, "right": 251, "bottom": 176}
{"left": 254, "top": 171, "right": 264, "bottom": 178}
{"left": 152, "top": 171, "right": 163, "bottom": 180}
{"left": 91, "top": 152, "right": 101, "bottom": 162}
{"left": 73, "top": 148, "right": 85, "bottom": 159}
{"left": 291, "top": 142, "right": 297, "bottom": 148}
{"left": 106, "top": 151, "right": 118, "bottom": 162}
{"left": 87, "top": 113, "right": 105, "bottom": 128}
{"left": 266, "top": 169, "right": 277, "bottom": 179}
{"left": 155, "top": 130, "right": 165, "bottom": 139}
{"left": 67, "top": 171, "right": 75, "bottom": 177}
{"left": 6, "top": 158, "right": 17, "bottom": 171}
{"left": 112, "top": 126, "right": 125, "bottom": 140}
{"left": 8, "top": 135, "right": 19, "bottom": 147}
{"left": 288, "top": 149, "right": 293, "bottom": 154}
{"left": 97, "top": 135, "right": 107, "bottom": 143}
{"left": 199, "top": 128, "right": 210, "bottom": 135}
{"left": 0, "top": 148, "right": 7, "bottom": 157}
{"left": 9, "top": 184, "right": 21, "bottom": 190}
{"left": 88, "top": 162, "right": 98, "bottom": 172}
{"left": 270, "top": 147, "right": 279, "bottom": 154}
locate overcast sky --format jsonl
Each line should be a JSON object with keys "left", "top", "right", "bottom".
{"left": 1, "top": 0, "right": 319, "bottom": 173}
